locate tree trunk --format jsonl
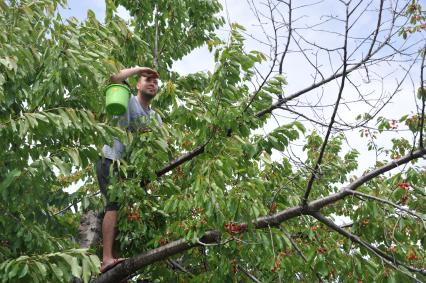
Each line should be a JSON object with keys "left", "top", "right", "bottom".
{"left": 78, "top": 210, "right": 102, "bottom": 248}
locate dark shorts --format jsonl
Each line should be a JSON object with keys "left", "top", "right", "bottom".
{"left": 96, "top": 158, "right": 120, "bottom": 211}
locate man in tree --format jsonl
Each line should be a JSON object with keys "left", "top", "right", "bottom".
{"left": 97, "top": 66, "right": 161, "bottom": 273}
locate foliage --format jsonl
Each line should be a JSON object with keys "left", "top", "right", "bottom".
{"left": 399, "top": 0, "right": 426, "bottom": 39}
{"left": 0, "top": 249, "right": 99, "bottom": 283}
{"left": 106, "top": 0, "right": 224, "bottom": 75}
{"left": 0, "top": 0, "right": 133, "bottom": 281}
{"left": 1, "top": 0, "right": 425, "bottom": 282}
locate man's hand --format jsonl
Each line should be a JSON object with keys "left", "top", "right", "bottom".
{"left": 138, "top": 67, "right": 159, "bottom": 78}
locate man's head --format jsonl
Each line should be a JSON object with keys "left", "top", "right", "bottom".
{"left": 137, "top": 74, "right": 159, "bottom": 101}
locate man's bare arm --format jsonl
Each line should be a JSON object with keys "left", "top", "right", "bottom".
{"left": 109, "top": 67, "right": 159, "bottom": 83}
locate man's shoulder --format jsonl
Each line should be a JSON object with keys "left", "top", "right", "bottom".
{"left": 127, "top": 95, "right": 141, "bottom": 115}
{"left": 128, "top": 95, "right": 138, "bottom": 106}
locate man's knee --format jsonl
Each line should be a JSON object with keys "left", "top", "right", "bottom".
{"left": 103, "top": 210, "right": 118, "bottom": 226}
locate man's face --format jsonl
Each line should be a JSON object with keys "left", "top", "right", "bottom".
{"left": 137, "top": 75, "right": 159, "bottom": 98}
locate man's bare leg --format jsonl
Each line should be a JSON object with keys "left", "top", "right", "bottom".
{"left": 101, "top": 210, "right": 124, "bottom": 272}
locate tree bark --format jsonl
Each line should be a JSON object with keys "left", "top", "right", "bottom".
{"left": 78, "top": 210, "right": 102, "bottom": 248}
{"left": 92, "top": 231, "right": 220, "bottom": 283}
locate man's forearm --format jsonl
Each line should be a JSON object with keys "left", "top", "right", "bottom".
{"left": 110, "top": 67, "right": 143, "bottom": 83}
{"left": 110, "top": 67, "right": 159, "bottom": 83}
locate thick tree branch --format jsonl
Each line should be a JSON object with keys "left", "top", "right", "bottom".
{"left": 308, "top": 148, "right": 426, "bottom": 210}
{"left": 92, "top": 231, "right": 221, "bottom": 283}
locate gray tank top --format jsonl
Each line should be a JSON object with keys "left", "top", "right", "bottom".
{"left": 102, "top": 95, "right": 162, "bottom": 160}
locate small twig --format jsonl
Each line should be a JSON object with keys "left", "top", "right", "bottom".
{"left": 419, "top": 43, "right": 425, "bottom": 148}
{"left": 237, "top": 264, "right": 262, "bottom": 283}
{"left": 278, "top": 0, "right": 292, "bottom": 74}
{"left": 345, "top": 189, "right": 426, "bottom": 226}
{"left": 280, "top": 226, "right": 323, "bottom": 282}
{"left": 167, "top": 259, "right": 194, "bottom": 278}
{"left": 153, "top": 4, "right": 159, "bottom": 70}
{"left": 196, "top": 237, "right": 233, "bottom": 247}
{"left": 53, "top": 191, "right": 100, "bottom": 216}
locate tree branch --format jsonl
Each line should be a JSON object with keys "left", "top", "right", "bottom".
{"left": 237, "top": 264, "right": 262, "bottom": 283}
{"left": 345, "top": 189, "right": 426, "bottom": 225}
{"left": 255, "top": 8, "right": 393, "bottom": 119}
{"left": 167, "top": 259, "right": 194, "bottom": 278}
{"left": 311, "top": 212, "right": 426, "bottom": 281}
{"left": 419, "top": 43, "right": 425, "bottom": 148}
{"left": 278, "top": 0, "right": 292, "bottom": 74}
{"left": 280, "top": 226, "right": 323, "bottom": 282}
{"left": 154, "top": 136, "right": 213, "bottom": 179}
{"left": 92, "top": 231, "right": 221, "bottom": 283}
{"left": 302, "top": 1, "right": 350, "bottom": 205}
{"left": 153, "top": 4, "right": 159, "bottom": 70}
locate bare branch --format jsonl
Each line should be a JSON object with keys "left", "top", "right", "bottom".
{"left": 255, "top": 10, "right": 394, "bottom": 118}
{"left": 153, "top": 4, "right": 159, "bottom": 70}
{"left": 366, "top": 0, "right": 384, "bottom": 57}
{"left": 302, "top": 1, "right": 350, "bottom": 205}
{"left": 154, "top": 136, "right": 213, "bottom": 179}
{"left": 419, "top": 44, "right": 425, "bottom": 148}
{"left": 278, "top": 0, "right": 292, "bottom": 74}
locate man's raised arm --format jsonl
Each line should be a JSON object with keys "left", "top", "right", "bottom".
{"left": 109, "top": 66, "right": 159, "bottom": 83}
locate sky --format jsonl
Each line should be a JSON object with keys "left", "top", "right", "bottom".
{"left": 58, "top": 0, "right": 425, "bottom": 190}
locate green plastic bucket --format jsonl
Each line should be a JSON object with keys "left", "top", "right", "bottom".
{"left": 105, "top": 84, "right": 131, "bottom": 115}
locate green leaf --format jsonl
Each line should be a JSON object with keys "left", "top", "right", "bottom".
{"left": 316, "top": 259, "right": 328, "bottom": 276}
{"left": 60, "top": 254, "right": 81, "bottom": 278}
{"left": 8, "top": 263, "right": 20, "bottom": 279}
{"left": 417, "top": 87, "right": 426, "bottom": 100}
{"left": 282, "top": 233, "right": 292, "bottom": 248}
{"left": 293, "top": 121, "right": 306, "bottom": 133}
{"left": 0, "top": 169, "right": 21, "bottom": 192}
{"left": 67, "top": 148, "right": 81, "bottom": 166}
{"left": 88, "top": 255, "right": 101, "bottom": 272}
{"left": 50, "top": 263, "right": 64, "bottom": 281}
{"left": 18, "top": 263, "right": 28, "bottom": 278}
{"left": 34, "top": 261, "right": 47, "bottom": 277}
{"left": 82, "top": 257, "right": 91, "bottom": 283}
{"left": 306, "top": 249, "right": 316, "bottom": 265}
